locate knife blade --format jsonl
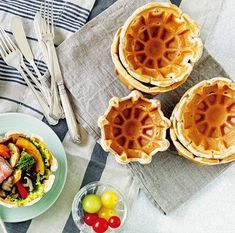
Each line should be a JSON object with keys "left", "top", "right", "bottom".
{"left": 11, "top": 16, "right": 51, "bottom": 102}
{"left": 11, "top": 16, "right": 34, "bottom": 63}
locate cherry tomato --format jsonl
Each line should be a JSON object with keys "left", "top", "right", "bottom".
{"left": 98, "top": 207, "right": 117, "bottom": 221}
{"left": 101, "top": 191, "right": 118, "bottom": 209}
{"left": 92, "top": 218, "right": 108, "bottom": 233}
{"left": 83, "top": 213, "right": 98, "bottom": 226}
{"left": 108, "top": 216, "right": 121, "bottom": 228}
{"left": 82, "top": 194, "right": 102, "bottom": 213}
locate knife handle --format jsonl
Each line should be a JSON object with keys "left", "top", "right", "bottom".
{"left": 58, "top": 82, "right": 81, "bottom": 144}
{"left": 46, "top": 41, "right": 64, "bottom": 120}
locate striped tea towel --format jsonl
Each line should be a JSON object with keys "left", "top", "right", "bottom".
{"left": 0, "top": 0, "right": 95, "bottom": 119}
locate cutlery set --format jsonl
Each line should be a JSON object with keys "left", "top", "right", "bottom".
{"left": 0, "top": 1, "right": 81, "bottom": 143}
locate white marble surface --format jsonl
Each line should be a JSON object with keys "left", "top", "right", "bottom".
{"left": 126, "top": 165, "right": 235, "bottom": 233}
{"left": 206, "top": 0, "right": 235, "bottom": 81}
{"left": 125, "top": 0, "right": 235, "bottom": 232}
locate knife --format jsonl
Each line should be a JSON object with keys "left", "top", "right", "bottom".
{"left": 49, "top": 45, "right": 82, "bottom": 144}
{"left": 11, "top": 16, "right": 50, "bottom": 102}
{"left": 46, "top": 27, "right": 82, "bottom": 143}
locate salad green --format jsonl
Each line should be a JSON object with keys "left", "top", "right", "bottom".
{"left": 16, "top": 152, "right": 35, "bottom": 172}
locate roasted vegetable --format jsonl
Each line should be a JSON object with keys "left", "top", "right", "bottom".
{"left": 2, "top": 176, "right": 14, "bottom": 191}
{"left": 16, "top": 137, "right": 45, "bottom": 175}
{"left": 31, "top": 137, "right": 52, "bottom": 167}
{"left": 16, "top": 152, "right": 35, "bottom": 172}
{"left": 9, "top": 133, "right": 26, "bottom": 143}
{"left": 23, "top": 177, "right": 33, "bottom": 192}
{"left": 16, "top": 181, "right": 28, "bottom": 199}
{"left": 0, "top": 189, "right": 6, "bottom": 198}
{"left": 12, "top": 169, "right": 22, "bottom": 184}
{"left": 8, "top": 143, "right": 20, "bottom": 167}
{"left": 0, "top": 144, "right": 10, "bottom": 159}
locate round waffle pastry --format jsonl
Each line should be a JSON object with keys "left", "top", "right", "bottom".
{"left": 170, "top": 78, "right": 235, "bottom": 165}
{"left": 98, "top": 90, "right": 171, "bottom": 164}
{"left": 111, "top": 28, "right": 189, "bottom": 95}
{"left": 170, "top": 104, "right": 235, "bottom": 165}
{"left": 119, "top": 2, "right": 203, "bottom": 87}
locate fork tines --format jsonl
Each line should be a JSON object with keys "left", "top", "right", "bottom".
{"left": 40, "top": 0, "right": 54, "bottom": 34}
{"left": 0, "top": 26, "right": 17, "bottom": 57}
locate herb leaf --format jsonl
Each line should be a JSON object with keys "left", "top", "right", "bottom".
{"left": 16, "top": 152, "right": 35, "bottom": 172}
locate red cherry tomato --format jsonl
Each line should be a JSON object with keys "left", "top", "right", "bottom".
{"left": 92, "top": 218, "right": 108, "bottom": 233}
{"left": 108, "top": 216, "right": 121, "bottom": 228}
{"left": 83, "top": 213, "right": 98, "bottom": 226}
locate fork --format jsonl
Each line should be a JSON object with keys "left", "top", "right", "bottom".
{"left": 39, "top": 0, "right": 82, "bottom": 143}
{"left": 0, "top": 216, "right": 7, "bottom": 233}
{"left": 0, "top": 26, "right": 58, "bottom": 125}
{"left": 40, "top": 0, "right": 64, "bottom": 120}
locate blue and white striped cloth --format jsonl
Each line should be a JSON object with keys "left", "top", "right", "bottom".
{"left": 0, "top": 0, "right": 93, "bottom": 119}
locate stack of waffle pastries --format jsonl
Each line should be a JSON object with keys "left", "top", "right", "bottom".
{"left": 98, "top": 3, "right": 235, "bottom": 165}
{"left": 98, "top": 91, "right": 170, "bottom": 164}
{"left": 111, "top": 2, "right": 203, "bottom": 95}
{"left": 170, "top": 78, "right": 235, "bottom": 165}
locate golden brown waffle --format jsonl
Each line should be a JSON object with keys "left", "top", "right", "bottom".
{"left": 119, "top": 2, "right": 203, "bottom": 87}
{"left": 98, "top": 90, "right": 170, "bottom": 164}
{"left": 176, "top": 78, "right": 235, "bottom": 158}
{"left": 170, "top": 78, "right": 235, "bottom": 165}
{"left": 111, "top": 28, "right": 188, "bottom": 95}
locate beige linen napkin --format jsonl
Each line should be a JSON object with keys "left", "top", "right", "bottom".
{"left": 56, "top": 0, "right": 230, "bottom": 213}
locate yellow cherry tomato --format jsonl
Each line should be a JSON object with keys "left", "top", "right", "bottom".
{"left": 82, "top": 194, "right": 102, "bottom": 213}
{"left": 101, "top": 191, "right": 119, "bottom": 209}
{"left": 98, "top": 207, "right": 117, "bottom": 221}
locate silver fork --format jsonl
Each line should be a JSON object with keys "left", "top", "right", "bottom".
{"left": 0, "top": 26, "right": 58, "bottom": 125}
{"left": 0, "top": 216, "right": 7, "bottom": 233}
{"left": 40, "top": 0, "right": 64, "bottom": 120}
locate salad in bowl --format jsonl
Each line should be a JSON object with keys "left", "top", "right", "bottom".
{"left": 0, "top": 131, "right": 58, "bottom": 208}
